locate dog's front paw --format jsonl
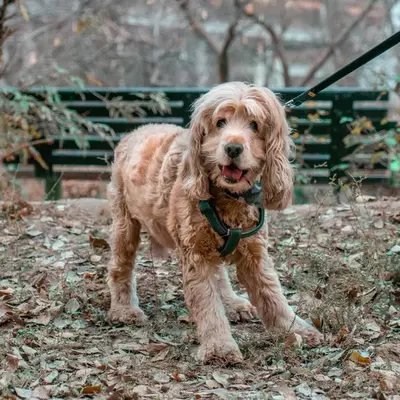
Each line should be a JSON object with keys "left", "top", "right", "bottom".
{"left": 225, "top": 296, "right": 257, "bottom": 322}
{"left": 108, "top": 306, "right": 147, "bottom": 325}
{"left": 197, "top": 339, "right": 243, "bottom": 365}
{"left": 293, "top": 316, "right": 323, "bottom": 347}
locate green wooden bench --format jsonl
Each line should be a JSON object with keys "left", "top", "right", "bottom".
{"left": 3, "top": 87, "right": 397, "bottom": 200}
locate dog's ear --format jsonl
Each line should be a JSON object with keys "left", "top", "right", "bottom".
{"left": 260, "top": 89, "right": 294, "bottom": 210}
{"left": 181, "top": 100, "right": 210, "bottom": 200}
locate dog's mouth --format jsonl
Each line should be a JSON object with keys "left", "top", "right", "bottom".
{"left": 218, "top": 164, "right": 248, "bottom": 183}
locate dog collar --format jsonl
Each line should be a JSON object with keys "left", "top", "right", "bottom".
{"left": 198, "top": 198, "right": 265, "bottom": 257}
{"left": 223, "top": 181, "right": 262, "bottom": 207}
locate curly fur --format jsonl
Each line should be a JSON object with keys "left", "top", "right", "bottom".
{"left": 107, "top": 82, "right": 322, "bottom": 363}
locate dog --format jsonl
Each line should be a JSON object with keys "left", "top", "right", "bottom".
{"left": 107, "top": 82, "right": 322, "bottom": 363}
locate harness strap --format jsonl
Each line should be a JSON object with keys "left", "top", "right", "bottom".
{"left": 198, "top": 199, "right": 265, "bottom": 256}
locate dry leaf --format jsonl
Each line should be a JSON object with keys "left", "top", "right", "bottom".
{"left": 65, "top": 298, "right": 80, "bottom": 314}
{"left": 74, "top": 19, "right": 87, "bottom": 34}
{"left": 15, "top": 388, "right": 33, "bottom": 399}
{"left": 19, "top": 2, "right": 30, "bottom": 21}
{"left": 212, "top": 371, "right": 230, "bottom": 388}
{"left": 349, "top": 350, "right": 372, "bottom": 366}
{"left": 44, "top": 370, "right": 58, "bottom": 384}
{"left": 177, "top": 314, "right": 190, "bottom": 323}
{"left": 85, "top": 73, "right": 104, "bottom": 87}
{"left": 0, "top": 301, "right": 13, "bottom": 325}
{"left": 32, "top": 386, "right": 50, "bottom": 399}
{"left": 171, "top": 372, "right": 185, "bottom": 382}
{"left": 379, "top": 371, "right": 399, "bottom": 392}
{"left": 335, "top": 327, "right": 350, "bottom": 343}
{"left": 0, "top": 288, "right": 14, "bottom": 297}
{"left": 147, "top": 343, "right": 168, "bottom": 353}
{"left": 6, "top": 354, "right": 19, "bottom": 372}
{"left": 285, "top": 332, "right": 303, "bottom": 348}
{"left": 132, "top": 385, "right": 148, "bottom": 395}
{"left": 151, "top": 348, "right": 169, "bottom": 362}
{"left": 89, "top": 234, "right": 110, "bottom": 249}
{"left": 81, "top": 385, "right": 102, "bottom": 394}
{"left": 30, "top": 312, "right": 52, "bottom": 326}
{"left": 22, "top": 345, "right": 37, "bottom": 356}
{"left": 355, "top": 195, "right": 376, "bottom": 203}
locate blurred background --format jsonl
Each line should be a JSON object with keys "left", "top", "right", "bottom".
{"left": 2, "top": 0, "right": 399, "bottom": 88}
{"left": 0, "top": 0, "right": 399, "bottom": 202}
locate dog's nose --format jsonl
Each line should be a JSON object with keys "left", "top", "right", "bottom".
{"left": 224, "top": 143, "right": 244, "bottom": 159}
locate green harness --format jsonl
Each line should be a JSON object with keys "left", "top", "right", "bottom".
{"left": 198, "top": 195, "right": 265, "bottom": 257}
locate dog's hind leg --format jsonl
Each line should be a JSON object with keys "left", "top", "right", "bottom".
{"left": 107, "top": 187, "right": 147, "bottom": 325}
{"left": 217, "top": 266, "right": 257, "bottom": 322}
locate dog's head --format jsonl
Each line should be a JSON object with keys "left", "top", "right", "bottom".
{"left": 182, "top": 82, "right": 293, "bottom": 210}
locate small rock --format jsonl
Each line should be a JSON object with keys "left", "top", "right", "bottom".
{"left": 132, "top": 385, "right": 148, "bottom": 395}
{"left": 90, "top": 254, "right": 102, "bottom": 263}
{"left": 160, "top": 384, "right": 170, "bottom": 393}
{"left": 153, "top": 372, "right": 170, "bottom": 384}
{"left": 341, "top": 225, "right": 354, "bottom": 234}
{"left": 206, "top": 379, "right": 220, "bottom": 389}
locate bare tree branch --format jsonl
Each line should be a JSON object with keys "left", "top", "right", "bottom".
{"left": 248, "top": 15, "right": 291, "bottom": 86}
{"left": 218, "top": 0, "right": 251, "bottom": 82}
{"left": 0, "top": 0, "right": 16, "bottom": 69}
{"left": 177, "top": 0, "right": 250, "bottom": 82}
{"left": 176, "top": 0, "right": 219, "bottom": 54}
{"left": 300, "top": 0, "right": 380, "bottom": 86}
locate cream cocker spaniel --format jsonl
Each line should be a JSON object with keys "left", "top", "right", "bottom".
{"left": 107, "top": 82, "right": 322, "bottom": 363}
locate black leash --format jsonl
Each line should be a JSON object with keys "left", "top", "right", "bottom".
{"left": 285, "top": 30, "right": 400, "bottom": 108}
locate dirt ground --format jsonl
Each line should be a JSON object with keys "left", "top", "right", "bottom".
{"left": 0, "top": 196, "right": 399, "bottom": 400}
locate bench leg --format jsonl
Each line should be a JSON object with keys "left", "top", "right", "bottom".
{"left": 44, "top": 173, "right": 62, "bottom": 200}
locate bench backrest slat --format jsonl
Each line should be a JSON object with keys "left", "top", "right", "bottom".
{"left": 3, "top": 87, "right": 396, "bottom": 188}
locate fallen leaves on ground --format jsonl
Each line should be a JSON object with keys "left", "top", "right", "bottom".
{"left": 0, "top": 198, "right": 399, "bottom": 399}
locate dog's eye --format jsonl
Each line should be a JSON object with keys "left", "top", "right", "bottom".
{"left": 217, "top": 119, "right": 227, "bottom": 128}
{"left": 250, "top": 121, "right": 258, "bottom": 132}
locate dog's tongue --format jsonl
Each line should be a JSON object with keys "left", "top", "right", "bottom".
{"left": 222, "top": 165, "right": 243, "bottom": 181}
